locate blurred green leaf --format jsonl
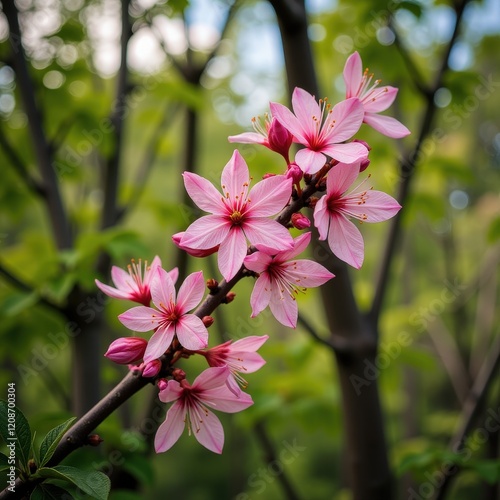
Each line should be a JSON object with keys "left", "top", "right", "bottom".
{"left": 467, "top": 460, "right": 500, "bottom": 484}
{"left": 0, "top": 401, "right": 32, "bottom": 472}
{"left": 0, "top": 451, "right": 9, "bottom": 471}
{"left": 0, "top": 291, "right": 39, "bottom": 317}
{"left": 487, "top": 216, "right": 500, "bottom": 243}
{"left": 30, "top": 483, "right": 75, "bottom": 499}
{"left": 39, "top": 417, "right": 77, "bottom": 467}
{"left": 396, "top": 1, "right": 423, "bottom": 18}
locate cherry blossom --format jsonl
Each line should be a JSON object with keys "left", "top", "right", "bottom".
{"left": 343, "top": 51, "right": 410, "bottom": 138}
{"left": 104, "top": 337, "right": 147, "bottom": 364}
{"left": 313, "top": 162, "right": 401, "bottom": 269}
{"left": 155, "top": 366, "right": 253, "bottom": 454}
{"left": 118, "top": 268, "right": 208, "bottom": 362}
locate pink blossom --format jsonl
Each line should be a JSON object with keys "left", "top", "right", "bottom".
{"left": 343, "top": 52, "right": 410, "bottom": 138}
{"left": 95, "top": 256, "right": 178, "bottom": 306}
{"left": 142, "top": 359, "right": 162, "bottom": 378}
{"left": 118, "top": 268, "right": 209, "bottom": 362}
{"left": 270, "top": 88, "right": 368, "bottom": 174}
{"left": 199, "top": 335, "right": 268, "bottom": 395}
{"left": 172, "top": 231, "right": 219, "bottom": 258}
{"left": 243, "top": 233, "right": 334, "bottom": 328}
{"left": 154, "top": 366, "right": 253, "bottom": 454}
{"left": 180, "top": 150, "right": 293, "bottom": 281}
{"left": 229, "top": 115, "right": 293, "bottom": 163}
{"left": 291, "top": 212, "right": 311, "bottom": 230}
{"left": 313, "top": 162, "right": 401, "bottom": 269}
{"left": 104, "top": 337, "right": 148, "bottom": 364}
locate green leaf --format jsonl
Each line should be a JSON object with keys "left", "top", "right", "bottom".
{"left": 0, "top": 451, "right": 9, "bottom": 471}
{"left": 468, "top": 460, "right": 500, "bottom": 484}
{"left": 0, "top": 400, "right": 32, "bottom": 471}
{"left": 37, "top": 466, "right": 110, "bottom": 500}
{"left": 396, "top": 0, "right": 423, "bottom": 18}
{"left": 0, "top": 291, "right": 40, "bottom": 317}
{"left": 39, "top": 417, "right": 77, "bottom": 467}
{"left": 30, "top": 483, "right": 75, "bottom": 500}
{"left": 487, "top": 216, "right": 500, "bottom": 244}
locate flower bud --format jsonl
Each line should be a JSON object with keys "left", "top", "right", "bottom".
{"left": 142, "top": 359, "right": 162, "bottom": 378}
{"left": 267, "top": 117, "right": 293, "bottom": 161}
{"left": 306, "top": 196, "right": 319, "bottom": 209}
{"left": 157, "top": 378, "right": 169, "bottom": 391}
{"left": 359, "top": 158, "right": 371, "bottom": 172}
{"left": 206, "top": 278, "right": 219, "bottom": 291}
{"left": 172, "top": 232, "right": 219, "bottom": 258}
{"left": 172, "top": 368, "right": 186, "bottom": 382}
{"left": 224, "top": 292, "right": 236, "bottom": 304}
{"left": 291, "top": 212, "right": 311, "bottom": 230}
{"left": 286, "top": 163, "right": 303, "bottom": 184}
{"left": 104, "top": 337, "right": 147, "bottom": 364}
{"left": 87, "top": 434, "right": 104, "bottom": 447}
{"left": 202, "top": 316, "right": 214, "bottom": 328}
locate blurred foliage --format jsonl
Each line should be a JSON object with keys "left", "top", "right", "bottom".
{"left": 0, "top": 0, "right": 499, "bottom": 499}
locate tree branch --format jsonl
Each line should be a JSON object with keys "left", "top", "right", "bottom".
{"left": 3, "top": 1, "right": 72, "bottom": 249}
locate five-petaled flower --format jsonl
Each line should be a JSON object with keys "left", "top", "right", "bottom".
{"left": 343, "top": 51, "right": 410, "bottom": 139}
{"left": 95, "top": 256, "right": 178, "bottom": 306}
{"left": 118, "top": 268, "right": 209, "bottom": 362}
{"left": 180, "top": 150, "right": 293, "bottom": 281}
{"left": 244, "top": 233, "right": 335, "bottom": 328}
{"left": 198, "top": 335, "right": 268, "bottom": 395}
{"left": 270, "top": 88, "right": 368, "bottom": 174}
{"left": 313, "top": 162, "right": 401, "bottom": 269}
{"left": 154, "top": 366, "right": 253, "bottom": 454}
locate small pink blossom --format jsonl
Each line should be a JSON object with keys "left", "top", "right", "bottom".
{"left": 291, "top": 212, "right": 311, "bottom": 230}
{"left": 154, "top": 366, "right": 253, "bottom": 454}
{"left": 181, "top": 150, "right": 293, "bottom": 281}
{"left": 104, "top": 337, "right": 148, "bottom": 364}
{"left": 270, "top": 88, "right": 368, "bottom": 174}
{"left": 243, "top": 233, "right": 334, "bottom": 328}
{"left": 343, "top": 52, "right": 410, "bottom": 138}
{"left": 229, "top": 115, "right": 293, "bottom": 163}
{"left": 313, "top": 162, "right": 401, "bottom": 269}
{"left": 199, "top": 335, "right": 268, "bottom": 395}
{"left": 118, "top": 268, "right": 209, "bottom": 362}
{"left": 95, "top": 256, "right": 178, "bottom": 306}
{"left": 142, "top": 359, "right": 162, "bottom": 378}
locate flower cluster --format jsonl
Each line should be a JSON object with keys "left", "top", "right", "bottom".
{"left": 96, "top": 52, "right": 408, "bottom": 455}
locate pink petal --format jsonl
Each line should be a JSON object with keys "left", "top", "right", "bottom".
{"left": 150, "top": 267, "right": 176, "bottom": 311}
{"left": 176, "top": 271, "right": 205, "bottom": 313}
{"left": 143, "top": 324, "right": 176, "bottom": 362}
{"left": 348, "top": 190, "right": 401, "bottom": 222}
{"left": 110, "top": 265, "right": 135, "bottom": 291}
{"left": 221, "top": 150, "right": 250, "bottom": 203}
{"left": 155, "top": 401, "right": 187, "bottom": 453}
{"left": 183, "top": 172, "right": 226, "bottom": 215}
{"left": 295, "top": 148, "right": 327, "bottom": 174}
{"left": 175, "top": 314, "right": 208, "bottom": 350}
{"left": 327, "top": 214, "right": 364, "bottom": 269}
{"left": 291, "top": 87, "right": 321, "bottom": 134}
{"left": 326, "top": 98, "right": 364, "bottom": 143}
{"left": 158, "top": 379, "right": 183, "bottom": 403}
{"left": 363, "top": 113, "right": 410, "bottom": 138}
{"left": 269, "top": 101, "right": 308, "bottom": 144}
{"left": 244, "top": 251, "right": 273, "bottom": 274}
{"left": 250, "top": 273, "right": 272, "bottom": 317}
{"left": 231, "top": 335, "right": 269, "bottom": 352}
{"left": 218, "top": 227, "right": 247, "bottom": 281}
{"left": 202, "top": 385, "right": 254, "bottom": 412}
{"left": 243, "top": 218, "right": 293, "bottom": 252}
{"left": 343, "top": 51, "right": 363, "bottom": 98}
{"left": 247, "top": 175, "right": 292, "bottom": 217}
{"left": 362, "top": 86, "right": 398, "bottom": 113}
{"left": 284, "top": 259, "right": 334, "bottom": 287}
{"left": 190, "top": 405, "right": 224, "bottom": 454}
{"left": 269, "top": 291, "right": 298, "bottom": 328}
{"left": 95, "top": 280, "right": 131, "bottom": 301}
{"left": 118, "top": 306, "right": 160, "bottom": 332}
{"left": 180, "top": 215, "right": 231, "bottom": 250}
{"left": 326, "top": 162, "right": 360, "bottom": 197}
{"left": 231, "top": 351, "right": 266, "bottom": 373}
{"left": 313, "top": 197, "right": 330, "bottom": 240}
{"left": 193, "top": 366, "right": 230, "bottom": 390}
{"left": 228, "top": 132, "right": 267, "bottom": 145}
{"left": 168, "top": 267, "right": 179, "bottom": 285}
{"left": 276, "top": 232, "right": 311, "bottom": 262}
{"left": 322, "top": 142, "right": 368, "bottom": 164}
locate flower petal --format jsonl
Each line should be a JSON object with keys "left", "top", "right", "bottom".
{"left": 221, "top": 150, "right": 250, "bottom": 204}
{"left": 228, "top": 132, "right": 267, "bottom": 145}
{"left": 327, "top": 214, "right": 364, "bottom": 269}
{"left": 110, "top": 265, "right": 135, "bottom": 292}
{"left": 158, "top": 379, "right": 183, "bottom": 403}
{"left": 95, "top": 280, "right": 131, "bottom": 301}
{"left": 244, "top": 218, "right": 293, "bottom": 252}
{"left": 244, "top": 251, "right": 273, "bottom": 274}
{"left": 343, "top": 51, "right": 363, "bottom": 98}
{"left": 322, "top": 142, "right": 368, "bottom": 164}
{"left": 175, "top": 314, "right": 208, "bottom": 350}
{"left": 313, "top": 196, "right": 330, "bottom": 240}
{"left": 154, "top": 401, "right": 186, "bottom": 453}
{"left": 326, "top": 162, "right": 360, "bottom": 198}
{"left": 291, "top": 87, "right": 321, "bottom": 134}
{"left": 176, "top": 271, "right": 205, "bottom": 313}
{"left": 231, "top": 335, "right": 269, "bottom": 352}
{"left": 218, "top": 227, "right": 247, "bottom": 281}
{"left": 202, "top": 385, "right": 254, "bottom": 413}
{"left": 295, "top": 148, "right": 327, "bottom": 174}
{"left": 276, "top": 232, "right": 311, "bottom": 262}
{"left": 363, "top": 113, "right": 410, "bottom": 138}
{"left": 347, "top": 190, "right": 401, "bottom": 223}
{"left": 269, "top": 101, "right": 308, "bottom": 144}
{"left": 284, "top": 259, "right": 334, "bottom": 287}
{"left": 250, "top": 273, "right": 272, "bottom": 318}
{"left": 183, "top": 172, "right": 226, "bottom": 215}
{"left": 151, "top": 267, "right": 176, "bottom": 311}
{"left": 326, "top": 98, "right": 364, "bottom": 143}
{"left": 363, "top": 86, "right": 398, "bottom": 112}
{"left": 118, "top": 306, "right": 160, "bottom": 332}
{"left": 269, "top": 291, "right": 298, "bottom": 328}
{"left": 190, "top": 405, "right": 224, "bottom": 454}
{"left": 168, "top": 267, "right": 179, "bottom": 285}
{"left": 247, "top": 175, "right": 292, "bottom": 217}
{"left": 193, "top": 366, "right": 230, "bottom": 391}
{"left": 180, "top": 215, "right": 231, "bottom": 250}
{"left": 143, "top": 324, "right": 176, "bottom": 362}
{"left": 231, "top": 351, "right": 266, "bottom": 373}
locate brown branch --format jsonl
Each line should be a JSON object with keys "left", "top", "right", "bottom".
{"left": 369, "top": 0, "right": 472, "bottom": 326}
{"left": 3, "top": 1, "right": 72, "bottom": 250}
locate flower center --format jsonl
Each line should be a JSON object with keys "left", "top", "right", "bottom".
{"left": 230, "top": 211, "right": 243, "bottom": 225}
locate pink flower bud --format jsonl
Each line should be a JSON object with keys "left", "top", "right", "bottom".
{"left": 142, "top": 359, "right": 162, "bottom": 378}
{"left": 353, "top": 139, "right": 371, "bottom": 151}
{"left": 104, "top": 337, "right": 148, "bottom": 364}
{"left": 202, "top": 316, "right": 214, "bottom": 327}
{"left": 267, "top": 117, "right": 293, "bottom": 161}
{"left": 359, "top": 158, "right": 371, "bottom": 172}
{"left": 172, "top": 232, "right": 219, "bottom": 258}
{"left": 291, "top": 212, "right": 311, "bottom": 230}
{"left": 286, "top": 163, "right": 303, "bottom": 184}
{"left": 172, "top": 368, "right": 186, "bottom": 381}
{"left": 157, "top": 378, "right": 169, "bottom": 391}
